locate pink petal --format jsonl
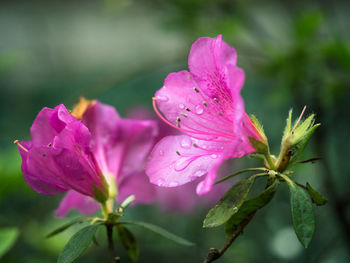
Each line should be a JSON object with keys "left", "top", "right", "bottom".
{"left": 146, "top": 135, "right": 227, "bottom": 187}
{"left": 155, "top": 71, "right": 238, "bottom": 141}
{"left": 30, "top": 105, "right": 75, "bottom": 147}
{"left": 52, "top": 121, "right": 104, "bottom": 197}
{"left": 196, "top": 157, "right": 224, "bottom": 195}
{"left": 82, "top": 102, "right": 120, "bottom": 177}
{"left": 18, "top": 141, "right": 68, "bottom": 195}
{"left": 116, "top": 119, "right": 158, "bottom": 176}
{"left": 188, "top": 35, "right": 237, "bottom": 79}
{"left": 55, "top": 190, "right": 100, "bottom": 217}
{"left": 117, "top": 171, "right": 156, "bottom": 205}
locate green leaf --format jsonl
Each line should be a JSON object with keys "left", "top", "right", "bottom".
{"left": 117, "top": 225, "right": 139, "bottom": 261}
{"left": 282, "top": 109, "right": 293, "bottom": 140}
{"left": 46, "top": 217, "right": 88, "bottom": 238}
{"left": 119, "top": 221, "right": 194, "bottom": 246}
{"left": 247, "top": 153, "right": 265, "bottom": 161}
{"left": 285, "top": 179, "right": 315, "bottom": 248}
{"left": 225, "top": 180, "right": 279, "bottom": 236}
{"left": 0, "top": 227, "right": 19, "bottom": 259}
{"left": 248, "top": 137, "right": 268, "bottom": 154}
{"left": 305, "top": 183, "right": 328, "bottom": 206}
{"left": 203, "top": 176, "right": 256, "bottom": 228}
{"left": 250, "top": 114, "right": 267, "bottom": 142}
{"left": 58, "top": 224, "right": 99, "bottom": 263}
{"left": 289, "top": 123, "right": 320, "bottom": 164}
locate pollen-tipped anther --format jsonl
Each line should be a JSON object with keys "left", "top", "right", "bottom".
{"left": 14, "top": 140, "right": 28, "bottom": 152}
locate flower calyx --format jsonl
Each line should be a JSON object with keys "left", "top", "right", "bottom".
{"left": 276, "top": 106, "right": 320, "bottom": 172}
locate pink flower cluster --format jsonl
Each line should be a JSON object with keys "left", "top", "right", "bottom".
{"left": 15, "top": 35, "right": 263, "bottom": 216}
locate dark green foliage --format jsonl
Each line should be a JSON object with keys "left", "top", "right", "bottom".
{"left": 225, "top": 180, "right": 279, "bottom": 236}
{"left": 306, "top": 183, "right": 328, "bottom": 206}
{"left": 204, "top": 176, "right": 256, "bottom": 228}
{"left": 287, "top": 182, "right": 315, "bottom": 248}
{"left": 117, "top": 225, "right": 139, "bottom": 261}
{"left": 119, "top": 221, "right": 194, "bottom": 246}
{"left": 57, "top": 225, "right": 100, "bottom": 263}
{"left": 0, "top": 227, "right": 19, "bottom": 259}
{"left": 46, "top": 217, "right": 89, "bottom": 238}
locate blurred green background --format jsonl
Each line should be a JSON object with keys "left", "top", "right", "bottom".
{"left": 1, "top": 0, "right": 349, "bottom": 262}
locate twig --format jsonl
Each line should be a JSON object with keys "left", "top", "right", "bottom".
{"left": 106, "top": 224, "right": 119, "bottom": 263}
{"left": 202, "top": 212, "right": 256, "bottom": 263}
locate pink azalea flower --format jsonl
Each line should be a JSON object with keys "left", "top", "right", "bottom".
{"left": 55, "top": 101, "right": 158, "bottom": 217}
{"left": 128, "top": 107, "right": 229, "bottom": 213}
{"left": 15, "top": 104, "right": 106, "bottom": 198}
{"left": 16, "top": 100, "right": 158, "bottom": 217}
{"left": 146, "top": 35, "right": 264, "bottom": 195}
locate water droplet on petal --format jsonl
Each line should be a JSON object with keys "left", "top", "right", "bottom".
{"left": 180, "top": 137, "right": 192, "bottom": 149}
{"left": 196, "top": 181, "right": 205, "bottom": 194}
{"left": 156, "top": 95, "right": 169, "bottom": 102}
{"left": 195, "top": 105, "right": 204, "bottom": 115}
{"left": 210, "top": 154, "right": 218, "bottom": 159}
{"left": 169, "top": 181, "right": 179, "bottom": 187}
{"left": 156, "top": 178, "right": 165, "bottom": 186}
{"left": 179, "top": 104, "right": 185, "bottom": 109}
{"left": 159, "top": 150, "right": 164, "bottom": 156}
{"left": 194, "top": 169, "right": 206, "bottom": 177}
{"left": 174, "top": 157, "right": 194, "bottom": 171}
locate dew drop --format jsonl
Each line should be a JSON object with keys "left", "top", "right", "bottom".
{"left": 169, "top": 181, "right": 179, "bottom": 187}
{"left": 156, "top": 178, "right": 165, "bottom": 186}
{"left": 156, "top": 95, "right": 169, "bottom": 102}
{"left": 194, "top": 169, "right": 206, "bottom": 177}
{"left": 180, "top": 137, "right": 192, "bottom": 149}
{"left": 210, "top": 154, "right": 218, "bottom": 159}
{"left": 179, "top": 104, "right": 185, "bottom": 109}
{"left": 195, "top": 105, "right": 204, "bottom": 115}
{"left": 159, "top": 150, "right": 164, "bottom": 156}
{"left": 174, "top": 157, "right": 194, "bottom": 171}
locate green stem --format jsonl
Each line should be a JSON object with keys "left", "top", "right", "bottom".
{"left": 101, "top": 203, "right": 109, "bottom": 219}
{"left": 106, "top": 224, "right": 119, "bottom": 263}
{"left": 202, "top": 212, "right": 257, "bottom": 263}
{"left": 264, "top": 153, "right": 276, "bottom": 170}
{"left": 215, "top": 168, "right": 266, "bottom": 184}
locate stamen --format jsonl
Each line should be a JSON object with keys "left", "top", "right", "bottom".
{"left": 176, "top": 151, "right": 181, "bottom": 156}
{"left": 152, "top": 97, "right": 235, "bottom": 140}
{"left": 176, "top": 117, "right": 181, "bottom": 127}
{"left": 213, "top": 98, "right": 218, "bottom": 102}
{"left": 291, "top": 106, "right": 307, "bottom": 134}
{"left": 48, "top": 142, "right": 52, "bottom": 147}
{"left": 180, "top": 113, "right": 188, "bottom": 118}
{"left": 218, "top": 112, "right": 223, "bottom": 116}
{"left": 152, "top": 97, "right": 204, "bottom": 134}
{"left": 14, "top": 140, "right": 28, "bottom": 152}
{"left": 186, "top": 107, "right": 191, "bottom": 112}
{"left": 194, "top": 87, "right": 199, "bottom": 93}
{"left": 203, "top": 102, "right": 208, "bottom": 107}
{"left": 193, "top": 143, "right": 198, "bottom": 148}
